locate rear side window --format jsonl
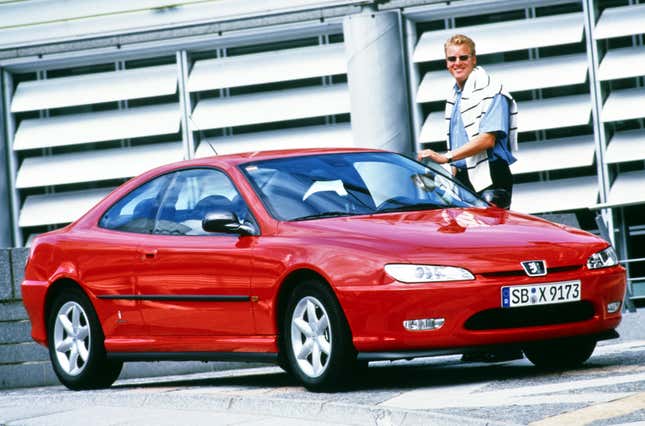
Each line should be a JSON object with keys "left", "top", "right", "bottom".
{"left": 99, "top": 174, "right": 172, "bottom": 233}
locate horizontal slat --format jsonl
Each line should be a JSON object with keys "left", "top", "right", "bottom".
{"left": 195, "top": 123, "right": 353, "bottom": 157}
{"left": 13, "top": 103, "right": 181, "bottom": 151}
{"left": 511, "top": 176, "right": 598, "bottom": 214}
{"left": 11, "top": 65, "right": 177, "bottom": 113}
{"left": 518, "top": 94, "right": 591, "bottom": 133}
{"left": 417, "top": 54, "right": 588, "bottom": 103}
{"left": 510, "top": 135, "right": 595, "bottom": 175}
{"left": 419, "top": 113, "right": 445, "bottom": 144}
{"left": 419, "top": 94, "right": 591, "bottom": 143}
{"left": 594, "top": 3, "right": 645, "bottom": 40}
{"left": 601, "top": 87, "right": 645, "bottom": 123}
{"left": 19, "top": 188, "right": 113, "bottom": 228}
{"left": 606, "top": 170, "right": 645, "bottom": 208}
{"left": 413, "top": 12, "right": 583, "bottom": 63}
{"left": 188, "top": 44, "right": 346, "bottom": 92}
{"left": 190, "top": 84, "right": 349, "bottom": 131}
{"left": 16, "top": 142, "right": 183, "bottom": 189}
{"left": 606, "top": 129, "right": 645, "bottom": 164}
{"left": 598, "top": 46, "right": 645, "bottom": 81}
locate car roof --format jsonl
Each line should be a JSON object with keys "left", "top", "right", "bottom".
{"left": 168, "top": 147, "right": 386, "bottom": 170}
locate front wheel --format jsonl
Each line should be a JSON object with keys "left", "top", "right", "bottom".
{"left": 283, "top": 281, "right": 354, "bottom": 391}
{"left": 524, "top": 337, "right": 596, "bottom": 369}
{"left": 48, "top": 287, "right": 122, "bottom": 390}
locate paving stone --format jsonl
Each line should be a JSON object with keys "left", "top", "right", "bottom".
{"left": 0, "top": 320, "right": 32, "bottom": 344}
{"left": 11, "top": 248, "right": 29, "bottom": 300}
{"left": 0, "top": 249, "right": 11, "bottom": 301}
{"left": 0, "top": 362, "right": 57, "bottom": 388}
{"left": 0, "top": 301, "right": 28, "bottom": 321}
{"left": 0, "top": 341, "right": 48, "bottom": 364}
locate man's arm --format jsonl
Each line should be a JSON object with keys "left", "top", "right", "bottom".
{"left": 418, "top": 132, "right": 495, "bottom": 165}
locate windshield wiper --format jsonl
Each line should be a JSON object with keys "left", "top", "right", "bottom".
{"left": 375, "top": 202, "right": 443, "bottom": 214}
{"left": 292, "top": 211, "right": 362, "bottom": 221}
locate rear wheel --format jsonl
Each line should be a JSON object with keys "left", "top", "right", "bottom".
{"left": 283, "top": 281, "right": 354, "bottom": 391}
{"left": 524, "top": 337, "right": 596, "bottom": 369}
{"left": 48, "top": 287, "right": 122, "bottom": 390}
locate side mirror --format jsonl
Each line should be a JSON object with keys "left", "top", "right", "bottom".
{"left": 482, "top": 189, "right": 511, "bottom": 210}
{"left": 202, "top": 211, "right": 256, "bottom": 236}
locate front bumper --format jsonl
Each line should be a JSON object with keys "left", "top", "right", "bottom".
{"left": 337, "top": 265, "right": 626, "bottom": 353}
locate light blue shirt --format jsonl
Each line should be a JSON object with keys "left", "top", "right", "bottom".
{"left": 449, "top": 90, "right": 517, "bottom": 170}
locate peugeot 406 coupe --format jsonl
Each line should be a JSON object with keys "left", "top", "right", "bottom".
{"left": 22, "top": 148, "right": 626, "bottom": 391}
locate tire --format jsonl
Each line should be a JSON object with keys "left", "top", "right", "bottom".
{"left": 524, "top": 337, "right": 596, "bottom": 369}
{"left": 47, "top": 287, "right": 123, "bottom": 390}
{"left": 282, "top": 281, "right": 354, "bottom": 391}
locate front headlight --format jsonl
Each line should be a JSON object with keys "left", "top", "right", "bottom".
{"left": 587, "top": 246, "right": 618, "bottom": 270}
{"left": 385, "top": 264, "right": 474, "bottom": 283}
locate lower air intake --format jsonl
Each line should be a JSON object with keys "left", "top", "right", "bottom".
{"left": 464, "top": 301, "right": 595, "bottom": 331}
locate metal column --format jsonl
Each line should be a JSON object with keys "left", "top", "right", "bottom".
{"left": 177, "top": 50, "right": 195, "bottom": 160}
{"left": 582, "top": 0, "right": 614, "bottom": 244}
{"left": 2, "top": 70, "right": 20, "bottom": 247}
{"left": 343, "top": 9, "right": 413, "bottom": 155}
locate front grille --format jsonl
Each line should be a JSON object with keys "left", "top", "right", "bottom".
{"left": 479, "top": 265, "right": 582, "bottom": 279}
{"left": 464, "top": 301, "right": 595, "bottom": 331}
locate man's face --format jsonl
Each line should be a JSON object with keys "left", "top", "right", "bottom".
{"left": 445, "top": 43, "right": 476, "bottom": 88}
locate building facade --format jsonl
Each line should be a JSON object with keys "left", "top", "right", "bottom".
{"left": 1, "top": 0, "right": 643, "bottom": 301}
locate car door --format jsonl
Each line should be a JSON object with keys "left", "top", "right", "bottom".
{"left": 90, "top": 172, "right": 176, "bottom": 338}
{"left": 134, "top": 168, "right": 257, "bottom": 337}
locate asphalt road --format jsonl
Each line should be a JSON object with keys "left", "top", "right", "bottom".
{"left": 1, "top": 309, "right": 644, "bottom": 426}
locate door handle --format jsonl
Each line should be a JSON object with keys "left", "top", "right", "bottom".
{"left": 141, "top": 249, "right": 157, "bottom": 260}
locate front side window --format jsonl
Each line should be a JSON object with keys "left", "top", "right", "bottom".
{"left": 100, "top": 168, "right": 254, "bottom": 235}
{"left": 241, "top": 152, "right": 486, "bottom": 221}
{"left": 153, "top": 168, "right": 253, "bottom": 236}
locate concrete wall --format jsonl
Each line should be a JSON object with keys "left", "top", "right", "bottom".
{"left": 0, "top": 248, "right": 257, "bottom": 389}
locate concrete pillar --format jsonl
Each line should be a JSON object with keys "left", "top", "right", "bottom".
{"left": 343, "top": 10, "right": 413, "bottom": 155}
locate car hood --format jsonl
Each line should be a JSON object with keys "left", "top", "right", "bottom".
{"left": 281, "top": 208, "right": 607, "bottom": 273}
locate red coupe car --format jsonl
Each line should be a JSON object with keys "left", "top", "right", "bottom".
{"left": 22, "top": 148, "right": 626, "bottom": 391}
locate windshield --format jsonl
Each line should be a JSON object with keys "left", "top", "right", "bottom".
{"left": 241, "top": 152, "right": 487, "bottom": 221}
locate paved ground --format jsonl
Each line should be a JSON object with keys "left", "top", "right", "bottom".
{"left": 1, "top": 309, "right": 644, "bottom": 426}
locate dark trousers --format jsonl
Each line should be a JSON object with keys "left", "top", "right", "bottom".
{"left": 455, "top": 159, "right": 513, "bottom": 200}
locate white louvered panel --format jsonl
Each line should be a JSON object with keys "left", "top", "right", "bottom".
{"left": 413, "top": 13, "right": 583, "bottom": 63}
{"left": 519, "top": 94, "right": 591, "bottom": 133}
{"left": 598, "top": 46, "right": 645, "bottom": 81}
{"left": 190, "top": 84, "right": 349, "bottom": 131}
{"left": 606, "top": 129, "right": 645, "bottom": 164}
{"left": 417, "top": 54, "right": 588, "bottom": 103}
{"left": 0, "top": 0, "right": 355, "bottom": 50}
{"left": 19, "top": 188, "right": 113, "bottom": 227}
{"left": 195, "top": 123, "right": 353, "bottom": 158}
{"left": 16, "top": 142, "right": 183, "bottom": 189}
{"left": 11, "top": 65, "right": 177, "bottom": 113}
{"left": 419, "top": 94, "right": 591, "bottom": 143}
{"left": 606, "top": 170, "right": 645, "bottom": 208}
{"left": 13, "top": 103, "right": 180, "bottom": 151}
{"left": 594, "top": 3, "right": 645, "bottom": 40}
{"left": 511, "top": 176, "right": 598, "bottom": 214}
{"left": 601, "top": 87, "right": 645, "bottom": 123}
{"left": 510, "top": 136, "right": 595, "bottom": 175}
{"left": 188, "top": 44, "right": 346, "bottom": 93}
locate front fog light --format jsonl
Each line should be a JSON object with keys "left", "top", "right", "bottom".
{"left": 403, "top": 318, "right": 445, "bottom": 331}
{"left": 607, "top": 301, "right": 621, "bottom": 313}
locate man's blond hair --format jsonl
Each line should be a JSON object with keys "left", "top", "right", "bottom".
{"left": 444, "top": 34, "right": 476, "bottom": 56}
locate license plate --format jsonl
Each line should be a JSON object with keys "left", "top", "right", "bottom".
{"left": 501, "top": 280, "right": 581, "bottom": 308}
